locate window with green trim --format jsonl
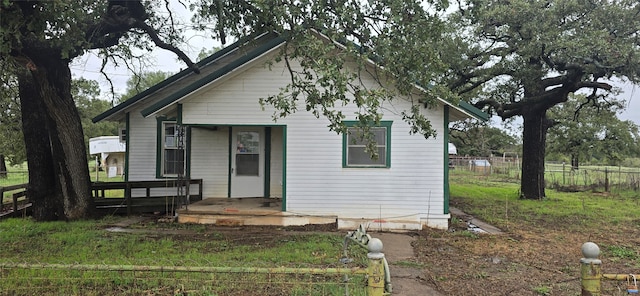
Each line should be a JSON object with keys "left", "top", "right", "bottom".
{"left": 161, "top": 122, "right": 185, "bottom": 176}
{"left": 343, "top": 121, "right": 391, "bottom": 168}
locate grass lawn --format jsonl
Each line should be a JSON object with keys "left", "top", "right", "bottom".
{"left": 449, "top": 170, "right": 640, "bottom": 230}
{"left": 0, "top": 217, "right": 367, "bottom": 295}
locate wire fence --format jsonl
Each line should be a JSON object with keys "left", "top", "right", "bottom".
{"left": 450, "top": 157, "right": 640, "bottom": 192}
{"left": 0, "top": 261, "right": 368, "bottom": 296}
{"left": 0, "top": 171, "right": 28, "bottom": 188}
{"left": 0, "top": 226, "right": 389, "bottom": 296}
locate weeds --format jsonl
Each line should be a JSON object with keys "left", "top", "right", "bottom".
{"left": 603, "top": 244, "right": 639, "bottom": 261}
{"left": 394, "top": 260, "right": 425, "bottom": 268}
{"left": 532, "top": 285, "right": 551, "bottom": 295}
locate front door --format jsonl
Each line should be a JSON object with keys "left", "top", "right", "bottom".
{"left": 230, "top": 127, "right": 264, "bottom": 197}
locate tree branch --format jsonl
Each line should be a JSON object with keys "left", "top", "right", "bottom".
{"left": 84, "top": 0, "right": 199, "bottom": 74}
{"left": 133, "top": 21, "right": 200, "bottom": 74}
{"left": 574, "top": 81, "right": 612, "bottom": 91}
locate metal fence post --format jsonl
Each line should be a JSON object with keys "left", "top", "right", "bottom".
{"left": 367, "top": 238, "right": 385, "bottom": 296}
{"left": 581, "top": 242, "right": 602, "bottom": 296}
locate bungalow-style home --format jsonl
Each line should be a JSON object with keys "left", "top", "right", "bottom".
{"left": 93, "top": 32, "right": 488, "bottom": 231}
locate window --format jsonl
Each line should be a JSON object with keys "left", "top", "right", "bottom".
{"left": 161, "top": 122, "right": 185, "bottom": 176}
{"left": 235, "top": 131, "right": 260, "bottom": 176}
{"left": 343, "top": 121, "right": 391, "bottom": 168}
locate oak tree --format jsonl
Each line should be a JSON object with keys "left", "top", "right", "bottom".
{"left": 442, "top": 0, "right": 640, "bottom": 199}
{"left": 1, "top": 1, "right": 197, "bottom": 220}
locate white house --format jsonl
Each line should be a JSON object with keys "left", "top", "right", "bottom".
{"left": 93, "top": 32, "right": 488, "bottom": 230}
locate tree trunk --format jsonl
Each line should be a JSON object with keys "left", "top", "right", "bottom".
{"left": 0, "top": 155, "right": 6, "bottom": 178}
{"left": 520, "top": 109, "right": 550, "bottom": 199}
{"left": 571, "top": 154, "right": 579, "bottom": 170}
{"left": 18, "top": 71, "right": 64, "bottom": 221}
{"left": 24, "top": 57, "right": 94, "bottom": 220}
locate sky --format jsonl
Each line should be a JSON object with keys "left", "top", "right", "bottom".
{"left": 617, "top": 83, "right": 639, "bottom": 124}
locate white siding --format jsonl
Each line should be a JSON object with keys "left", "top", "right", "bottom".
{"left": 283, "top": 109, "right": 446, "bottom": 221}
{"left": 190, "top": 127, "right": 229, "bottom": 197}
{"left": 179, "top": 52, "right": 448, "bottom": 223}
{"left": 127, "top": 105, "right": 160, "bottom": 182}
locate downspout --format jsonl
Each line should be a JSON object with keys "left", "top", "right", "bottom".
{"left": 124, "top": 112, "right": 130, "bottom": 182}
{"left": 444, "top": 106, "right": 450, "bottom": 215}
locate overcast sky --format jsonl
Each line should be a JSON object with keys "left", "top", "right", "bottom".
{"left": 618, "top": 83, "right": 639, "bottom": 124}
{"left": 70, "top": 1, "right": 640, "bottom": 128}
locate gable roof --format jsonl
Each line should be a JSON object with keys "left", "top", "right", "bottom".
{"left": 94, "top": 32, "right": 488, "bottom": 123}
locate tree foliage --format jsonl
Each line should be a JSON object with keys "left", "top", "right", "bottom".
{"left": 0, "top": 69, "right": 25, "bottom": 166}
{"left": 72, "top": 78, "right": 120, "bottom": 147}
{"left": 0, "top": 74, "right": 115, "bottom": 165}
{"left": 442, "top": 0, "right": 640, "bottom": 199}
{"left": 451, "top": 121, "right": 519, "bottom": 157}
{"left": 118, "top": 70, "right": 171, "bottom": 103}
{"left": 6, "top": 0, "right": 637, "bottom": 218}
{"left": 547, "top": 94, "right": 640, "bottom": 167}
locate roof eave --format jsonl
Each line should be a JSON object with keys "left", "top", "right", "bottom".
{"left": 456, "top": 101, "right": 490, "bottom": 121}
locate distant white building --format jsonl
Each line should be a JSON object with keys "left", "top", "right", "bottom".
{"left": 89, "top": 136, "right": 126, "bottom": 177}
{"left": 448, "top": 143, "right": 457, "bottom": 155}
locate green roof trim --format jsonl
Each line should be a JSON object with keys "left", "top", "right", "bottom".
{"left": 92, "top": 33, "right": 270, "bottom": 123}
{"left": 140, "top": 35, "right": 285, "bottom": 118}
{"left": 458, "top": 101, "right": 490, "bottom": 121}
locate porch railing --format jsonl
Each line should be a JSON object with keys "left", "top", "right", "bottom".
{"left": 92, "top": 179, "right": 203, "bottom": 215}
{"left": 0, "top": 183, "right": 29, "bottom": 218}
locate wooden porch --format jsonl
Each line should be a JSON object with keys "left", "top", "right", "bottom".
{"left": 3, "top": 180, "right": 337, "bottom": 227}
{"left": 92, "top": 179, "right": 203, "bottom": 215}
{"left": 177, "top": 198, "right": 337, "bottom": 227}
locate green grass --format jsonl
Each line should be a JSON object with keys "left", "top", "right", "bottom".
{"left": 395, "top": 260, "right": 426, "bottom": 268}
{"left": 1, "top": 161, "right": 125, "bottom": 202}
{"left": 449, "top": 170, "right": 640, "bottom": 230}
{"left": 0, "top": 218, "right": 360, "bottom": 266}
{"left": 602, "top": 244, "right": 640, "bottom": 261}
{"left": 0, "top": 162, "right": 28, "bottom": 187}
{"left": 0, "top": 218, "right": 369, "bottom": 295}
{"left": 1, "top": 160, "right": 124, "bottom": 187}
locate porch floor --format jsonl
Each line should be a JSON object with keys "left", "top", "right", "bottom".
{"left": 176, "top": 198, "right": 337, "bottom": 227}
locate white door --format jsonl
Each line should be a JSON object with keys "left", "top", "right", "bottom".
{"left": 230, "top": 127, "right": 264, "bottom": 197}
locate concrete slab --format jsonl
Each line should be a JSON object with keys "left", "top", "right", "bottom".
{"left": 374, "top": 232, "right": 444, "bottom": 296}
{"left": 449, "top": 207, "right": 503, "bottom": 234}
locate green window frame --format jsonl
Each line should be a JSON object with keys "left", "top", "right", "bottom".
{"left": 157, "top": 120, "right": 186, "bottom": 177}
{"left": 342, "top": 121, "right": 392, "bottom": 168}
